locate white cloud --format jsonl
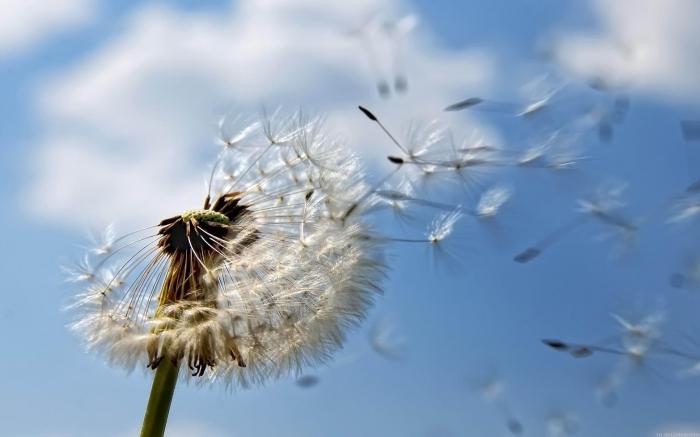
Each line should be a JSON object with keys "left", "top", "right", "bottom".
{"left": 27, "top": 0, "right": 494, "bottom": 229}
{"left": 0, "top": 0, "right": 95, "bottom": 55}
{"left": 555, "top": 0, "right": 700, "bottom": 99}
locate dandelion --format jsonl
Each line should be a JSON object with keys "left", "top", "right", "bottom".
{"left": 67, "top": 111, "right": 387, "bottom": 436}
{"left": 473, "top": 376, "right": 524, "bottom": 435}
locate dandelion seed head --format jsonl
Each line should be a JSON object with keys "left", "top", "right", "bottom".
{"left": 67, "top": 111, "right": 386, "bottom": 386}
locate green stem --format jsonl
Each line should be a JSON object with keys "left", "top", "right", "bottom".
{"left": 140, "top": 361, "right": 179, "bottom": 437}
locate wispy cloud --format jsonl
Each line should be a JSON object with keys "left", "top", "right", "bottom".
{"left": 555, "top": 0, "right": 700, "bottom": 99}
{"left": 0, "top": 0, "right": 95, "bottom": 56}
{"left": 26, "top": 0, "right": 494, "bottom": 229}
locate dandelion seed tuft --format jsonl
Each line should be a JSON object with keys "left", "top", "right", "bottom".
{"left": 67, "top": 111, "right": 387, "bottom": 386}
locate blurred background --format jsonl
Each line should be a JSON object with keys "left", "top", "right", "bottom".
{"left": 2, "top": 0, "right": 700, "bottom": 436}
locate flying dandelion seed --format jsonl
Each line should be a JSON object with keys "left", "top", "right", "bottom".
{"left": 681, "top": 120, "right": 700, "bottom": 142}
{"left": 670, "top": 257, "right": 700, "bottom": 290}
{"left": 403, "top": 119, "right": 449, "bottom": 162}
{"left": 672, "top": 333, "right": 700, "bottom": 379}
{"left": 611, "top": 311, "right": 664, "bottom": 344}
{"left": 444, "top": 97, "right": 484, "bottom": 112}
{"left": 475, "top": 186, "right": 512, "bottom": 218}
{"left": 515, "top": 119, "right": 592, "bottom": 171}
{"left": 348, "top": 14, "right": 415, "bottom": 98}
{"left": 370, "top": 206, "right": 464, "bottom": 271}
{"left": 87, "top": 223, "right": 116, "bottom": 256}
{"left": 667, "top": 195, "right": 700, "bottom": 224}
{"left": 358, "top": 106, "right": 494, "bottom": 198}
{"left": 67, "top": 111, "right": 388, "bottom": 436}
{"left": 506, "top": 418, "right": 524, "bottom": 435}
{"left": 374, "top": 177, "right": 420, "bottom": 224}
{"left": 445, "top": 74, "right": 564, "bottom": 119}
{"left": 368, "top": 316, "right": 406, "bottom": 361}
{"left": 63, "top": 255, "right": 97, "bottom": 283}
{"left": 472, "top": 376, "right": 524, "bottom": 435}
{"left": 427, "top": 209, "right": 463, "bottom": 244}
{"left": 546, "top": 412, "right": 579, "bottom": 436}
{"left": 541, "top": 306, "right": 700, "bottom": 407}
{"left": 594, "top": 374, "right": 619, "bottom": 407}
{"left": 542, "top": 339, "right": 593, "bottom": 358}
{"left": 585, "top": 95, "right": 630, "bottom": 144}
{"left": 543, "top": 311, "right": 665, "bottom": 361}
{"left": 515, "top": 181, "right": 635, "bottom": 263}
{"left": 444, "top": 97, "right": 520, "bottom": 115}
{"left": 517, "top": 73, "right": 566, "bottom": 118}
{"left": 295, "top": 374, "right": 320, "bottom": 389}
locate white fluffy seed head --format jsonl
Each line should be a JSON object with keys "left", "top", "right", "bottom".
{"left": 67, "top": 112, "right": 386, "bottom": 386}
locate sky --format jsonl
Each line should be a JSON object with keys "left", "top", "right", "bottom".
{"left": 1, "top": 0, "right": 700, "bottom": 436}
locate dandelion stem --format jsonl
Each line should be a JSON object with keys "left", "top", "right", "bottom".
{"left": 140, "top": 361, "right": 179, "bottom": 437}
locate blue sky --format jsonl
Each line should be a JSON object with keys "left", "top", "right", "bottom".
{"left": 2, "top": 1, "right": 700, "bottom": 436}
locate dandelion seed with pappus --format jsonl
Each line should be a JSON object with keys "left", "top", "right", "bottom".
{"left": 67, "top": 111, "right": 387, "bottom": 436}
